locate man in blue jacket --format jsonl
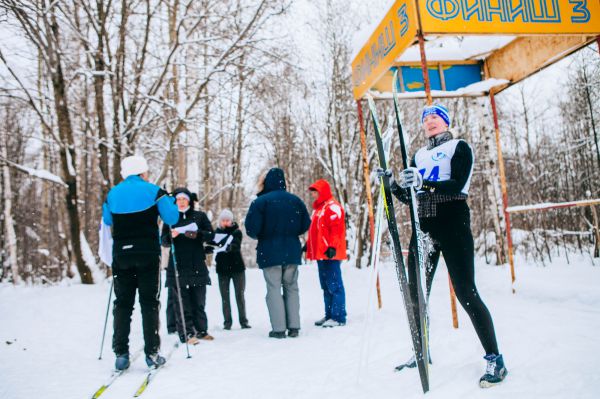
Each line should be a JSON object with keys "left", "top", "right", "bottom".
{"left": 245, "top": 168, "right": 311, "bottom": 338}
{"left": 102, "top": 156, "right": 179, "bottom": 370}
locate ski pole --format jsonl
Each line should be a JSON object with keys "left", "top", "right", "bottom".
{"left": 98, "top": 278, "right": 114, "bottom": 360}
{"left": 170, "top": 234, "right": 191, "bottom": 359}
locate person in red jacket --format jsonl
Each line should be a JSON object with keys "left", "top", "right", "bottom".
{"left": 306, "top": 179, "right": 347, "bottom": 327}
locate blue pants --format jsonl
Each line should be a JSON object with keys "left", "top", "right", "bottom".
{"left": 317, "top": 260, "right": 346, "bottom": 323}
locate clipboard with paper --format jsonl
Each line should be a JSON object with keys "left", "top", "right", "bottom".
{"left": 212, "top": 233, "right": 234, "bottom": 254}
{"left": 173, "top": 222, "right": 198, "bottom": 235}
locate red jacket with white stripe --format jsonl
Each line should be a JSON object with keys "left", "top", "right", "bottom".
{"left": 306, "top": 179, "right": 347, "bottom": 261}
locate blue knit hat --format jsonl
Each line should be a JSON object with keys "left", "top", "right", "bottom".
{"left": 421, "top": 104, "right": 450, "bottom": 126}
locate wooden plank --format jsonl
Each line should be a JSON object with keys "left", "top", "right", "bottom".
{"left": 438, "top": 64, "right": 446, "bottom": 91}
{"left": 506, "top": 199, "right": 600, "bottom": 214}
{"left": 395, "top": 60, "right": 480, "bottom": 66}
{"left": 486, "top": 35, "right": 597, "bottom": 91}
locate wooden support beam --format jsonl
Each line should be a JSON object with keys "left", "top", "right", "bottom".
{"left": 487, "top": 35, "right": 597, "bottom": 92}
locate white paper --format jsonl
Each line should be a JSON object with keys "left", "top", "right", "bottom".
{"left": 174, "top": 222, "right": 198, "bottom": 234}
{"left": 98, "top": 220, "right": 113, "bottom": 267}
{"left": 213, "top": 234, "right": 234, "bottom": 254}
{"left": 213, "top": 233, "right": 228, "bottom": 243}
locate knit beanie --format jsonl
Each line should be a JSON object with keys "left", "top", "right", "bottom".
{"left": 421, "top": 103, "right": 450, "bottom": 127}
{"left": 218, "top": 209, "right": 234, "bottom": 224}
{"left": 121, "top": 156, "right": 149, "bottom": 179}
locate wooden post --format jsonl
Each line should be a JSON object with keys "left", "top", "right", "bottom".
{"left": 417, "top": 32, "right": 433, "bottom": 105}
{"left": 489, "top": 91, "right": 517, "bottom": 293}
{"left": 593, "top": 38, "right": 600, "bottom": 252}
{"left": 357, "top": 100, "right": 382, "bottom": 308}
{"left": 589, "top": 204, "right": 600, "bottom": 259}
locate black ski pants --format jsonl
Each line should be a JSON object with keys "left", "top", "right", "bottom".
{"left": 218, "top": 271, "right": 248, "bottom": 328}
{"left": 166, "top": 288, "right": 177, "bottom": 334}
{"left": 407, "top": 200, "right": 500, "bottom": 356}
{"left": 112, "top": 255, "right": 161, "bottom": 356}
{"left": 170, "top": 284, "right": 207, "bottom": 341}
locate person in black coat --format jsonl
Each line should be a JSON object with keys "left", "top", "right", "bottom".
{"left": 161, "top": 187, "right": 215, "bottom": 344}
{"left": 244, "top": 168, "right": 311, "bottom": 338}
{"left": 211, "top": 209, "right": 250, "bottom": 330}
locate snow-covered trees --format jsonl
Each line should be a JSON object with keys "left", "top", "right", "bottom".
{"left": 0, "top": 0, "right": 598, "bottom": 283}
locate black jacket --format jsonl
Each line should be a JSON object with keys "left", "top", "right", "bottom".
{"left": 213, "top": 223, "right": 245, "bottom": 276}
{"left": 161, "top": 208, "right": 214, "bottom": 287}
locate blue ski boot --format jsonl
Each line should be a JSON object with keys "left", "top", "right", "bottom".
{"left": 145, "top": 353, "right": 166, "bottom": 368}
{"left": 479, "top": 354, "right": 508, "bottom": 388}
{"left": 115, "top": 353, "right": 130, "bottom": 371}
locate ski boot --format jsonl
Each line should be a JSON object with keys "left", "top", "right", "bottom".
{"left": 479, "top": 354, "right": 508, "bottom": 388}
{"left": 287, "top": 328, "right": 300, "bottom": 338}
{"left": 145, "top": 353, "right": 166, "bottom": 368}
{"left": 314, "top": 317, "right": 328, "bottom": 326}
{"left": 115, "top": 353, "right": 130, "bottom": 371}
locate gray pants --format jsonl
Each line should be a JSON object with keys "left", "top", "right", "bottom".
{"left": 262, "top": 265, "right": 300, "bottom": 332}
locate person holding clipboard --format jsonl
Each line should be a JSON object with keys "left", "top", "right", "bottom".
{"left": 210, "top": 209, "right": 251, "bottom": 330}
{"left": 161, "top": 187, "right": 215, "bottom": 344}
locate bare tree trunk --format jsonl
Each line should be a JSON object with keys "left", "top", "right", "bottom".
{"left": 93, "top": 0, "right": 111, "bottom": 197}
{"left": 230, "top": 63, "right": 246, "bottom": 208}
{"left": 203, "top": 96, "right": 211, "bottom": 209}
{"left": 46, "top": 12, "right": 94, "bottom": 284}
{"left": 582, "top": 66, "right": 600, "bottom": 171}
{"left": 111, "top": 0, "right": 131, "bottom": 185}
{"left": 476, "top": 99, "right": 506, "bottom": 264}
{"left": 168, "top": 0, "right": 187, "bottom": 186}
{"left": 1, "top": 122, "right": 19, "bottom": 284}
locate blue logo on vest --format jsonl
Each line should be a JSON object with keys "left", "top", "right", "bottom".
{"left": 432, "top": 152, "right": 447, "bottom": 161}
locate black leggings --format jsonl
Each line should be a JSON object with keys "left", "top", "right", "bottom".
{"left": 407, "top": 201, "right": 500, "bottom": 355}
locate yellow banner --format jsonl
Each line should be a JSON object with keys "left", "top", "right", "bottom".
{"left": 419, "top": 0, "right": 600, "bottom": 34}
{"left": 351, "top": 0, "right": 418, "bottom": 100}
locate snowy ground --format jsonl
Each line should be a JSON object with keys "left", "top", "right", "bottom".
{"left": 1, "top": 255, "right": 600, "bottom": 399}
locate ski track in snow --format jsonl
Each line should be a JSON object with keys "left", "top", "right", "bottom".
{"left": 1, "top": 256, "right": 599, "bottom": 399}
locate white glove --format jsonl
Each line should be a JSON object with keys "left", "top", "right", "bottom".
{"left": 398, "top": 167, "right": 423, "bottom": 190}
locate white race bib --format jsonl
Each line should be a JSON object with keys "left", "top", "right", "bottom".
{"left": 414, "top": 139, "right": 473, "bottom": 195}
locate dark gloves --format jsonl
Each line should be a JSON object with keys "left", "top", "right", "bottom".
{"left": 184, "top": 231, "right": 198, "bottom": 239}
{"left": 301, "top": 243, "right": 307, "bottom": 253}
{"left": 204, "top": 245, "right": 214, "bottom": 255}
{"left": 324, "top": 247, "right": 336, "bottom": 259}
{"left": 198, "top": 230, "right": 213, "bottom": 242}
{"left": 375, "top": 168, "right": 392, "bottom": 178}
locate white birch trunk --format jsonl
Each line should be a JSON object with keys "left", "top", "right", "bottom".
{"left": 1, "top": 129, "right": 20, "bottom": 284}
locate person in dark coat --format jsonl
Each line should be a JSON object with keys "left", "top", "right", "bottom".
{"left": 211, "top": 209, "right": 250, "bottom": 330}
{"left": 244, "top": 168, "right": 311, "bottom": 338}
{"left": 102, "top": 155, "right": 179, "bottom": 370}
{"left": 161, "top": 187, "right": 215, "bottom": 344}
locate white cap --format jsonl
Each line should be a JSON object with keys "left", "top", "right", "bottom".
{"left": 121, "top": 156, "right": 149, "bottom": 179}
